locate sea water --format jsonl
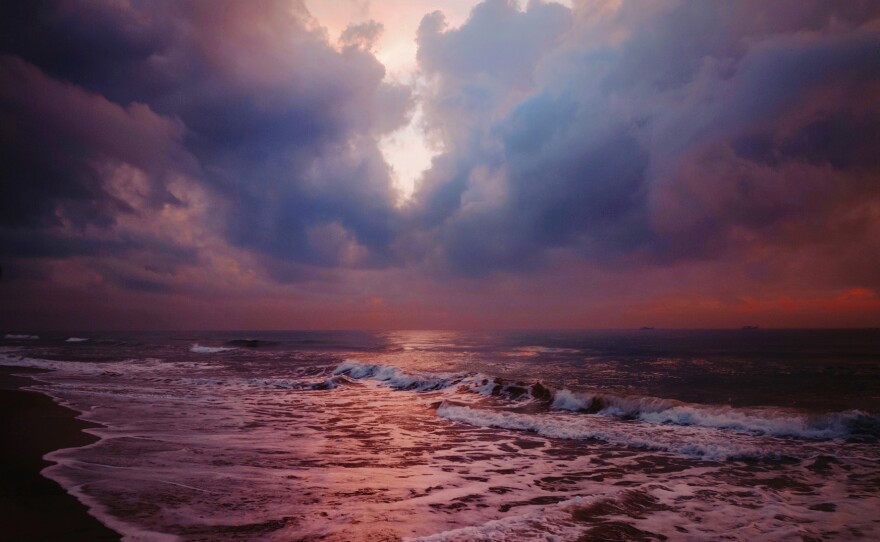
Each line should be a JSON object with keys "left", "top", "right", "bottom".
{"left": 2, "top": 329, "right": 879, "bottom": 540}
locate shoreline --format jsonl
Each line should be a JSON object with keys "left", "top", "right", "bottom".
{"left": 0, "top": 366, "right": 121, "bottom": 541}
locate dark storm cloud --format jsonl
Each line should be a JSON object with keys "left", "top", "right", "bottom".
{"left": 1, "top": 0, "right": 411, "bottom": 288}
{"left": 0, "top": 1, "right": 167, "bottom": 103}
{"left": 2, "top": 0, "right": 880, "bottom": 306}
{"left": 646, "top": 26, "right": 880, "bottom": 261}
{"left": 0, "top": 228, "right": 128, "bottom": 259}
{"left": 0, "top": 53, "right": 187, "bottom": 235}
{"left": 408, "top": 0, "right": 880, "bottom": 276}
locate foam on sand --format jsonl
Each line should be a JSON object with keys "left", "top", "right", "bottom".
{"left": 3, "top": 347, "right": 878, "bottom": 541}
{"left": 405, "top": 496, "right": 590, "bottom": 541}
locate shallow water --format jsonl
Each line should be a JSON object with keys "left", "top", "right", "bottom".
{"left": 2, "top": 329, "right": 879, "bottom": 540}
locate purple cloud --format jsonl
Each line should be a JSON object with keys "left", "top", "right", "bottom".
{"left": 2, "top": 0, "right": 879, "bottom": 328}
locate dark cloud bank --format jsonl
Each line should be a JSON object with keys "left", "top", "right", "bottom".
{"left": 1, "top": 0, "right": 879, "bottom": 327}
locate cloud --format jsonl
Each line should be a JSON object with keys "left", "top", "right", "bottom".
{"left": 0, "top": 54, "right": 189, "bottom": 236}
{"left": 1, "top": 0, "right": 413, "bottom": 286}
{"left": 2, "top": 0, "right": 879, "bottom": 328}
{"left": 340, "top": 20, "right": 385, "bottom": 51}
{"left": 407, "top": 0, "right": 880, "bottom": 284}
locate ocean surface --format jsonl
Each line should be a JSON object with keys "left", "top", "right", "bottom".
{"left": 2, "top": 329, "right": 879, "bottom": 541}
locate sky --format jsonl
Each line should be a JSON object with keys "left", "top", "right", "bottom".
{"left": 1, "top": 0, "right": 880, "bottom": 330}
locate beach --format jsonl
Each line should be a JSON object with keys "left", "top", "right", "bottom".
{"left": 0, "top": 367, "right": 120, "bottom": 541}
{"left": 1, "top": 330, "right": 878, "bottom": 540}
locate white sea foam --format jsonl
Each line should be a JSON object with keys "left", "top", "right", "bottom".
{"left": 333, "top": 360, "right": 541, "bottom": 400}
{"left": 335, "top": 361, "right": 874, "bottom": 441}
{"left": 406, "top": 496, "right": 589, "bottom": 541}
{"left": 0, "top": 352, "right": 68, "bottom": 371}
{"left": 549, "top": 388, "right": 870, "bottom": 439}
{"left": 637, "top": 405, "right": 871, "bottom": 439}
{"left": 0, "top": 352, "right": 221, "bottom": 380}
{"left": 5, "top": 348, "right": 879, "bottom": 541}
{"left": 312, "top": 374, "right": 362, "bottom": 390}
{"left": 66, "top": 337, "right": 90, "bottom": 342}
{"left": 436, "top": 402, "right": 778, "bottom": 460}
{"left": 4, "top": 333, "right": 39, "bottom": 340}
{"left": 551, "top": 388, "right": 594, "bottom": 411}
{"left": 553, "top": 391, "right": 678, "bottom": 416}
{"left": 189, "top": 344, "right": 235, "bottom": 354}
{"left": 43, "top": 458, "right": 182, "bottom": 542}
{"left": 333, "top": 360, "right": 467, "bottom": 391}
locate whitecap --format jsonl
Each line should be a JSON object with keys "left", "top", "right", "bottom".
{"left": 331, "top": 360, "right": 878, "bottom": 442}
{"left": 189, "top": 344, "right": 235, "bottom": 354}
{"left": 435, "top": 402, "right": 773, "bottom": 460}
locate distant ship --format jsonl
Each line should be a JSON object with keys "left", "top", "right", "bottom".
{"left": 741, "top": 325, "right": 759, "bottom": 330}
{"left": 639, "top": 326, "right": 655, "bottom": 330}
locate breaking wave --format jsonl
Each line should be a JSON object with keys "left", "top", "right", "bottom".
{"left": 4, "top": 333, "right": 39, "bottom": 340}
{"left": 333, "top": 360, "right": 879, "bottom": 443}
{"left": 190, "top": 344, "right": 235, "bottom": 354}
{"left": 437, "top": 402, "right": 781, "bottom": 460}
{"left": 549, "top": 388, "right": 877, "bottom": 440}
{"left": 332, "top": 360, "right": 553, "bottom": 400}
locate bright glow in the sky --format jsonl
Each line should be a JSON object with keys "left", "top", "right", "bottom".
{"left": 378, "top": 104, "right": 435, "bottom": 204}
{"left": 306, "top": 0, "right": 570, "bottom": 203}
{"left": 306, "top": 0, "right": 481, "bottom": 203}
{"left": 306, "top": 0, "right": 478, "bottom": 75}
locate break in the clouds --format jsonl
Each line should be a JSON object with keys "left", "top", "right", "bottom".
{"left": 1, "top": 0, "right": 879, "bottom": 329}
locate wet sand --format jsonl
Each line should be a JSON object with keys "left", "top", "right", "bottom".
{"left": 0, "top": 367, "right": 120, "bottom": 541}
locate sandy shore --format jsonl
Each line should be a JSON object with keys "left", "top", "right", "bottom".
{"left": 0, "top": 367, "right": 121, "bottom": 541}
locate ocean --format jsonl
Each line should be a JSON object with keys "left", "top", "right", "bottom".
{"left": 2, "top": 329, "right": 879, "bottom": 541}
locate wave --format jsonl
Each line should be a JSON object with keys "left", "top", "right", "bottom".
{"left": 65, "top": 337, "right": 89, "bottom": 343}
{"left": 332, "top": 360, "right": 879, "bottom": 442}
{"left": 332, "top": 360, "right": 553, "bottom": 401}
{"left": 190, "top": 344, "right": 235, "bottom": 354}
{"left": 549, "top": 388, "right": 877, "bottom": 440}
{"left": 312, "top": 374, "right": 362, "bottom": 390}
{"left": 436, "top": 403, "right": 776, "bottom": 460}
{"left": 0, "top": 353, "right": 221, "bottom": 377}
{"left": 333, "top": 360, "right": 470, "bottom": 391}
{"left": 4, "top": 333, "right": 39, "bottom": 340}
